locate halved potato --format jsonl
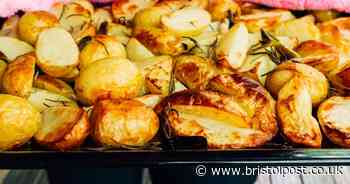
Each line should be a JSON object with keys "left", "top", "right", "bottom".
{"left": 175, "top": 55, "right": 216, "bottom": 90}
{"left": 71, "top": 0, "right": 94, "bottom": 16}
{"left": 215, "top": 23, "right": 249, "bottom": 69}
{"left": 126, "top": 38, "right": 154, "bottom": 62}
{"left": 208, "top": 0, "right": 240, "bottom": 22}
{"left": 92, "top": 8, "right": 113, "bottom": 30}
{"left": 318, "top": 96, "right": 350, "bottom": 147}
{"left": 134, "top": 94, "right": 163, "bottom": 108}
{"left": 91, "top": 99, "right": 159, "bottom": 147}
{"left": 161, "top": 7, "right": 211, "bottom": 37}
{"left": 71, "top": 23, "right": 96, "bottom": 43}
{"left": 106, "top": 23, "right": 132, "bottom": 45}
{"left": 237, "top": 10, "right": 295, "bottom": 33}
{"left": 328, "top": 64, "right": 350, "bottom": 94}
{"left": 34, "top": 75, "right": 76, "bottom": 100}
{"left": 0, "top": 37, "right": 34, "bottom": 61}
{"left": 18, "top": 11, "right": 58, "bottom": 45}
{"left": 294, "top": 40, "right": 340, "bottom": 74}
{"left": 2, "top": 53, "right": 35, "bottom": 98}
{"left": 28, "top": 88, "right": 78, "bottom": 113}
{"left": 0, "top": 95, "right": 41, "bottom": 151}
{"left": 79, "top": 35, "right": 126, "bottom": 69}
{"left": 35, "top": 106, "right": 90, "bottom": 151}
{"left": 111, "top": 0, "right": 157, "bottom": 24}
{"left": 58, "top": 2, "right": 92, "bottom": 32}
{"left": 36, "top": 27, "right": 79, "bottom": 77}
{"left": 0, "top": 15, "right": 20, "bottom": 38}
{"left": 75, "top": 57, "right": 143, "bottom": 105}
{"left": 274, "top": 15, "right": 320, "bottom": 42}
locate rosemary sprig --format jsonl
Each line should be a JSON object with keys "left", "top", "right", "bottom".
{"left": 248, "top": 29, "right": 300, "bottom": 65}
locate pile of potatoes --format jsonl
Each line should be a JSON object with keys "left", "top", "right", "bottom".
{"left": 0, "top": 0, "right": 350, "bottom": 151}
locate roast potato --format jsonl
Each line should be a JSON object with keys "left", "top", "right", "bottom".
{"left": 216, "top": 23, "right": 249, "bottom": 70}
{"left": 91, "top": 99, "right": 159, "bottom": 147}
{"left": 18, "top": 11, "right": 58, "bottom": 45}
{"left": 134, "top": 94, "right": 163, "bottom": 109}
{"left": 156, "top": 76, "right": 278, "bottom": 149}
{"left": 35, "top": 106, "right": 90, "bottom": 151}
{"left": 71, "top": 0, "right": 95, "bottom": 16}
{"left": 71, "top": 23, "right": 96, "bottom": 43}
{"left": 0, "top": 36, "right": 34, "bottom": 61}
{"left": 36, "top": 27, "right": 79, "bottom": 77}
{"left": 79, "top": 35, "right": 126, "bottom": 69}
{"left": 266, "top": 63, "right": 329, "bottom": 147}
{"left": 0, "top": 95, "right": 41, "bottom": 151}
{"left": 328, "top": 64, "right": 350, "bottom": 95}
{"left": 34, "top": 75, "right": 76, "bottom": 100}
{"left": 75, "top": 57, "right": 143, "bottom": 105}
{"left": 294, "top": 40, "right": 340, "bottom": 74}
{"left": 92, "top": 8, "right": 113, "bottom": 31}
{"left": 58, "top": 2, "right": 92, "bottom": 32}
{"left": 28, "top": 88, "right": 78, "bottom": 113}
{"left": 0, "top": 15, "right": 19, "bottom": 38}
{"left": 126, "top": 38, "right": 154, "bottom": 62}
{"left": 106, "top": 23, "right": 132, "bottom": 45}
{"left": 2, "top": 53, "right": 35, "bottom": 98}
{"left": 0, "top": 60, "right": 7, "bottom": 90}
{"left": 208, "top": 0, "right": 240, "bottom": 22}
{"left": 111, "top": 0, "right": 157, "bottom": 24}
{"left": 174, "top": 55, "right": 216, "bottom": 90}
{"left": 318, "top": 96, "right": 350, "bottom": 147}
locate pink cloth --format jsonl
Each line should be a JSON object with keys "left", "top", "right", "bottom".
{"left": 241, "top": 0, "right": 350, "bottom": 13}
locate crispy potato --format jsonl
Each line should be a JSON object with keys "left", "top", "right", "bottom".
{"left": 58, "top": 2, "right": 92, "bottom": 32}
{"left": 318, "top": 96, "right": 350, "bottom": 147}
{"left": 18, "top": 11, "right": 58, "bottom": 45}
{"left": 28, "top": 88, "right": 78, "bottom": 113}
{"left": 216, "top": 23, "right": 249, "bottom": 69}
{"left": 71, "top": 23, "right": 96, "bottom": 43}
{"left": 175, "top": 55, "right": 216, "bottom": 90}
{"left": 2, "top": 53, "right": 35, "bottom": 98}
{"left": 266, "top": 63, "right": 329, "bottom": 147}
{"left": 328, "top": 64, "right": 350, "bottom": 95}
{"left": 134, "top": 94, "right": 163, "bottom": 108}
{"left": 0, "top": 95, "right": 41, "bottom": 151}
{"left": 0, "top": 36, "right": 34, "bottom": 61}
{"left": 156, "top": 78, "right": 277, "bottom": 148}
{"left": 312, "top": 10, "right": 340, "bottom": 23}
{"left": 79, "top": 35, "right": 126, "bottom": 69}
{"left": 71, "top": 0, "right": 94, "bottom": 16}
{"left": 91, "top": 99, "right": 159, "bottom": 147}
{"left": 34, "top": 75, "right": 76, "bottom": 100}
{"left": 274, "top": 15, "right": 320, "bottom": 42}
{"left": 237, "top": 10, "right": 295, "bottom": 33}
{"left": 294, "top": 40, "right": 340, "bottom": 74}
{"left": 0, "top": 60, "right": 7, "bottom": 90}
{"left": 60, "top": 67, "right": 80, "bottom": 82}
{"left": 161, "top": 7, "right": 211, "bottom": 37}
{"left": 35, "top": 106, "right": 90, "bottom": 151}
{"left": 111, "top": 0, "right": 157, "bottom": 24}
{"left": 208, "top": 0, "right": 240, "bottom": 22}
{"left": 0, "top": 15, "right": 20, "bottom": 38}
{"left": 75, "top": 57, "right": 143, "bottom": 105}
{"left": 92, "top": 8, "right": 113, "bottom": 30}
{"left": 106, "top": 23, "right": 132, "bottom": 45}
{"left": 126, "top": 38, "right": 154, "bottom": 62}
{"left": 36, "top": 27, "right": 79, "bottom": 77}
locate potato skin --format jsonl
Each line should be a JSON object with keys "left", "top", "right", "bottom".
{"left": 91, "top": 99, "right": 159, "bottom": 147}
{"left": 34, "top": 75, "right": 76, "bottom": 100}
{"left": 318, "top": 96, "right": 350, "bottom": 148}
{"left": 2, "top": 53, "right": 35, "bottom": 98}
{"left": 18, "top": 11, "right": 58, "bottom": 45}
{"left": 75, "top": 57, "right": 143, "bottom": 105}
{"left": 0, "top": 95, "right": 41, "bottom": 151}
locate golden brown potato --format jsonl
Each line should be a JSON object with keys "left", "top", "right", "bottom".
{"left": 208, "top": 0, "right": 240, "bottom": 22}
{"left": 36, "top": 27, "right": 79, "bottom": 77}
{"left": 92, "top": 8, "right": 113, "bottom": 30}
{"left": 112, "top": 0, "right": 157, "bottom": 24}
{"left": 328, "top": 64, "right": 350, "bottom": 95}
{"left": 266, "top": 63, "right": 329, "bottom": 147}
{"left": 318, "top": 96, "right": 350, "bottom": 147}
{"left": 71, "top": 0, "right": 95, "bottom": 16}
{"left": 174, "top": 55, "right": 216, "bottom": 90}
{"left": 34, "top": 106, "right": 90, "bottom": 151}
{"left": 34, "top": 75, "right": 76, "bottom": 100}
{"left": 126, "top": 38, "right": 154, "bottom": 61}
{"left": 237, "top": 10, "right": 295, "bottom": 33}
{"left": 0, "top": 36, "right": 34, "bottom": 61}
{"left": 134, "top": 94, "right": 163, "bottom": 108}
{"left": 18, "top": 11, "right": 58, "bottom": 45}
{"left": 2, "top": 53, "right": 35, "bottom": 98}
{"left": 58, "top": 2, "right": 92, "bottom": 32}
{"left": 156, "top": 74, "right": 278, "bottom": 148}
{"left": 294, "top": 40, "right": 340, "bottom": 74}
{"left": 0, "top": 60, "right": 7, "bottom": 90}
{"left": 79, "top": 35, "right": 126, "bottom": 69}
{"left": 0, "top": 94, "right": 41, "bottom": 151}
{"left": 75, "top": 57, "right": 143, "bottom": 105}
{"left": 312, "top": 10, "right": 340, "bottom": 22}
{"left": 71, "top": 23, "right": 96, "bottom": 43}
{"left": 91, "top": 99, "right": 159, "bottom": 147}
{"left": 106, "top": 23, "right": 132, "bottom": 45}
{"left": 134, "top": 55, "right": 173, "bottom": 96}
{"left": 0, "top": 15, "right": 20, "bottom": 38}
{"left": 216, "top": 23, "right": 249, "bottom": 70}
{"left": 28, "top": 88, "right": 78, "bottom": 113}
